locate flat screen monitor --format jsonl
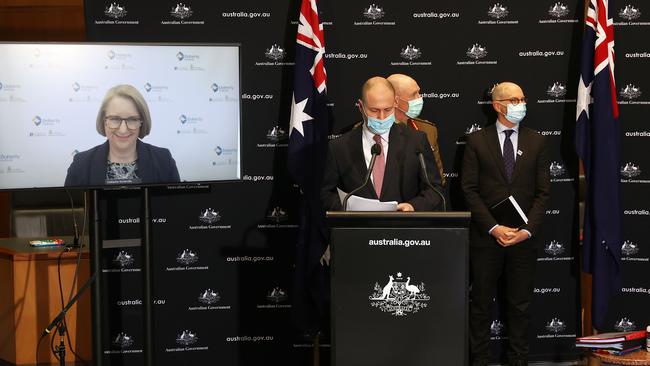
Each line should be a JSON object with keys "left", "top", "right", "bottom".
{"left": 0, "top": 43, "right": 241, "bottom": 190}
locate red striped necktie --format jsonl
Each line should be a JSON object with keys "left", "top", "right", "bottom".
{"left": 372, "top": 134, "right": 386, "bottom": 197}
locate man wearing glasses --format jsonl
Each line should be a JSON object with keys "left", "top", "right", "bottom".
{"left": 461, "top": 82, "right": 550, "bottom": 366}
{"left": 64, "top": 84, "right": 180, "bottom": 186}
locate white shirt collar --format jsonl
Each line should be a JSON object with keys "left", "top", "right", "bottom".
{"left": 362, "top": 123, "right": 390, "bottom": 144}
{"left": 495, "top": 120, "right": 519, "bottom": 135}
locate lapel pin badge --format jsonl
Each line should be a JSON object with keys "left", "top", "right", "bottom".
{"left": 517, "top": 150, "right": 523, "bottom": 156}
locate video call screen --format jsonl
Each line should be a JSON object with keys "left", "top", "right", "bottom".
{"left": 0, "top": 43, "right": 241, "bottom": 189}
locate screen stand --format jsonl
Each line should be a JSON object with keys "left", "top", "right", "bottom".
{"left": 141, "top": 187, "right": 154, "bottom": 366}
{"left": 90, "top": 190, "right": 103, "bottom": 366}
{"left": 89, "top": 187, "right": 154, "bottom": 366}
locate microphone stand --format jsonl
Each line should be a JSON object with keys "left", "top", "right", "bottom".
{"left": 56, "top": 324, "right": 66, "bottom": 366}
{"left": 416, "top": 148, "right": 447, "bottom": 211}
{"left": 41, "top": 271, "right": 97, "bottom": 365}
{"left": 342, "top": 143, "right": 381, "bottom": 210}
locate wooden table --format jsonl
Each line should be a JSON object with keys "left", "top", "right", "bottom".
{"left": 593, "top": 350, "right": 650, "bottom": 365}
{"left": 0, "top": 237, "right": 91, "bottom": 365}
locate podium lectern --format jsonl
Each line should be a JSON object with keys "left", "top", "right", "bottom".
{"left": 327, "top": 212, "right": 471, "bottom": 366}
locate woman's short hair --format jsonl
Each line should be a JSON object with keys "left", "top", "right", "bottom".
{"left": 96, "top": 84, "right": 152, "bottom": 138}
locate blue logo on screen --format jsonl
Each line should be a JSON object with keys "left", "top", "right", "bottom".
{"left": 211, "top": 83, "right": 219, "bottom": 92}
{"left": 72, "top": 82, "right": 80, "bottom": 92}
{"left": 144, "top": 83, "right": 152, "bottom": 92}
{"left": 33, "top": 116, "right": 42, "bottom": 126}
{"left": 179, "top": 115, "right": 187, "bottom": 124}
{"left": 176, "top": 52, "right": 184, "bottom": 61}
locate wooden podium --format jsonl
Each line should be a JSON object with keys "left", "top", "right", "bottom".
{"left": 327, "top": 212, "right": 471, "bottom": 366}
{"left": 0, "top": 237, "right": 91, "bottom": 365}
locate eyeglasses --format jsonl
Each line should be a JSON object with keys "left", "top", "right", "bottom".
{"left": 495, "top": 97, "right": 527, "bottom": 105}
{"left": 104, "top": 116, "right": 143, "bottom": 130}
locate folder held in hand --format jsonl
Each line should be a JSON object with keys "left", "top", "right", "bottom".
{"left": 489, "top": 195, "right": 528, "bottom": 228}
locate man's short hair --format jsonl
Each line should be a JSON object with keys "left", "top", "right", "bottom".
{"left": 96, "top": 84, "right": 152, "bottom": 138}
{"left": 360, "top": 77, "right": 395, "bottom": 103}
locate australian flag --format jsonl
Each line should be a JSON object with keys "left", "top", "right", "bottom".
{"left": 575, "top": 0, "right": 622, "bottom": 331}
{"left": 288, "top": 0, "right": 330, "bottom": 335}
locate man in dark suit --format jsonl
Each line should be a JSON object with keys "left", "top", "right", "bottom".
{"left": 387, "top": 73, "right": 446, "bottom": 187}
{"left": 321, "top": 76, "right": 443, "bottom": 212}
{"left": 461, "top": 82, "right": 550, "bottom": 366}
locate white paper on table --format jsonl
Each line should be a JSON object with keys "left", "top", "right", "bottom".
{"left": 337, "top": 188, "right": 398, "bottom": 211}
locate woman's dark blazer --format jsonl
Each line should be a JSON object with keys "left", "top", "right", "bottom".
{"left": 64, "top": 140, "right": 180, "bottom": 186}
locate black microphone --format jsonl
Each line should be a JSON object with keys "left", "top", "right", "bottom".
{"left": 342, "top": 143, "right": 381, "bottom": 211}
{"left": 416, "top": 147, "right": 447, "bottom": 211}
{"left": 42, "top": 271, "right": 97, "bottom": 337}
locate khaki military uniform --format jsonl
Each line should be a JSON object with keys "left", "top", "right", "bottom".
{"left": 405, "top": 117, "right": 446, "bottom": 187}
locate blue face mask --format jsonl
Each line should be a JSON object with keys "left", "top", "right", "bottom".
{"left": 404, "top": 97, "right": 424, "bottom": 118}
{"left": 367, "top": 114, "right": 395, "bottom": 135}
{"left": 504, "top": 103, "right": 526, "bottom": 124}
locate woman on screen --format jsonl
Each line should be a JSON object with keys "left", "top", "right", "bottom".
{"left": 64, "top": 84, "right": 180, "bottom": 186}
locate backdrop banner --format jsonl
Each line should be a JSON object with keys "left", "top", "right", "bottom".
{"left": 82, "top": 0, "right": 649, "bottom": 364}
{"left": 601, "top": 2, "right": 650, "bottom": 336}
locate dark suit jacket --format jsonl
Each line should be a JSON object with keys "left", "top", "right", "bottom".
{"left": 461, "top": 123, "right": 550, "bottom": 248}
{"left": 64, "top": 140, "right": 180, "bottom": 187}
{"left": 321, "top": 123, "right": 443, "bottom": 211}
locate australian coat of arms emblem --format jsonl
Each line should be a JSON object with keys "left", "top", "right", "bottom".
{"left": 369, "top": 272, "right": 430, "bottom": 316}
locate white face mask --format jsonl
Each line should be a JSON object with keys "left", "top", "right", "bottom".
{"left": 403, "top": 97, "right": 424, "bottom": 118}
{"left": 360, "top": 101, "right": 395, "bottom": 134}
{"left": 366, "top": 114, "right": 395, "bottom": 135}
{"left": 503, "top": 103, "right": 526, "bottom": 124}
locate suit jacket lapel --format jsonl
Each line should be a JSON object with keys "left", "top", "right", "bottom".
{"left": 485, "top": 124, "right": 508, "bottom": 182}
{"left": 89, "top": 141, "right": 109, "bottom": 185}
{"left": 136, "top": 140, "right": 153, "bottom": 183}
{"left": 381, "top": 124, "right": 403, "bottom": 200}
{"left": 350, "top": 128, "right": 377, "bottom": 199}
